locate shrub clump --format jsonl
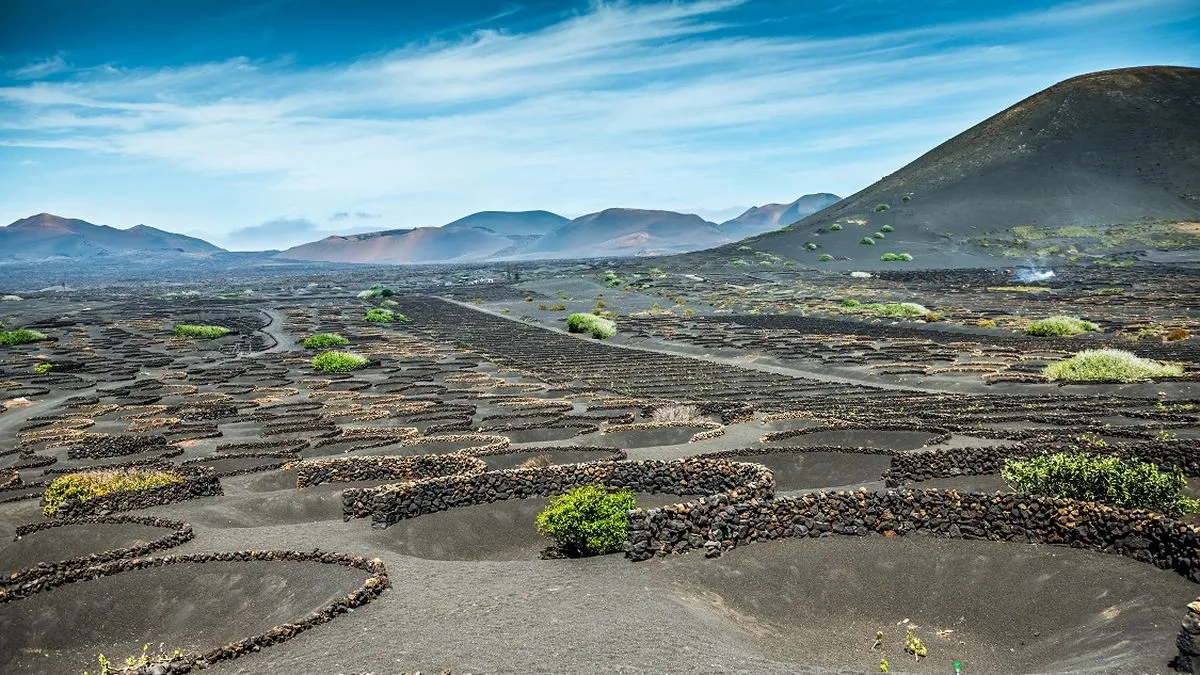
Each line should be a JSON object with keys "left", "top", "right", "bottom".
{"left": 819, "top": 254, "right": 833, "bottom": 262}
{"left": 860, "top": 237, "right": 876, "bottom": 245}
{"left": 312, "top": 351, "right": 369, "bottom": 372}
{"left": 357, "top": 283, "right": 394, "bottom": 299}
{"left": 880, "top": 252, "right": 913, "bottom": 262}
{"left": 830, "top": 224, "right": 844, "bottom": 231}
{"left": 880, "top": 224, "right": 894, "bottom": 233}
{"left": 1025, "top": 316, "right": 1099, "bottom": 337}
{"left": 365, "top": 308, "right": 409, "bottom": 323}
{"left": 43, "top": 469, "right": 183, "bottom": 516}
{"left": 566, "top": 313, "right": 616, "bottom": 339}
{"left": 535, "top": 484, "right": 636, "bottom": 557}
{"left": 173, "top": 324, "right": 231, "bottom": 339}
{"left": 1002, "top": 453, "right": 1198, "bottom": 515}
{"left": 302, "top": 333, "right": 350, "bottom": 349}
{"left": 0, "top": 329, "right": 48, "bottom": 346}
{"left": 1043, "top": 349, "right": 1184, "bottom": 382}
{"left": 650, "top": 404, "right": 701, "bottom": 422}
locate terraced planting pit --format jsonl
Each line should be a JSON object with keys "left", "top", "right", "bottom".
{"left": 657, "top": 534, "right": 1198, "bottom": 673}
{"left": 0, "top": 557, "right": 375, "bottom": 674}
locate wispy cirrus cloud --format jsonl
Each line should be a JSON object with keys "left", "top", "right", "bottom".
{"left": 7, "top": 54, "right": 72, "bottom": 80}
{"left": 0, "top": 0, "right": 1197, "bottom": 243}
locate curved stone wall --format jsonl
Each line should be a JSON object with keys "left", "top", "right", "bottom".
{"left": 344, "top": 458, "right": 775, "bottom": 529}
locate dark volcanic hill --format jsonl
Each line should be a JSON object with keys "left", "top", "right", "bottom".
{"left": 719, "top": 193, "right": 841, "bottom": 239}
{"left": 0, "top": 213, "right": 223, "bottom": 260}
{"left": 699, "top": 66, "right": 1200, "bottom": 265}
{"left": 519, "top": 208, "right": 729, "bottom": 258}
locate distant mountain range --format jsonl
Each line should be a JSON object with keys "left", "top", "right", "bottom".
{"left": 0, "top": 213, "right": 223, "bottom": 261}
{"left": 697, "top": 65, "right": 1200, "bottom": 264}
{"left": 274, "top": 196, "right": 838, "bottom": 264}
{"left": 4, "top": 195, "right": 837, "bottom": 265}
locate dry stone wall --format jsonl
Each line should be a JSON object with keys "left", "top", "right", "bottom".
{"left": 344, "top": 458, "right": 775, "bottom": 528}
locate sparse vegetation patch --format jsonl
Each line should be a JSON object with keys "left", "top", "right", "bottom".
{"left": 365, "top": 308, "right": 409, "bottom": 322}
{"left": 173, "top": 324, "right": 231, "bottom": 339}
{"left": 312, "top": 351, "right": 369, "bottom": 372}
{"left": 1002, "top": 453, "right": 1198, "bottom": 515}
{"left": 303, "top": 333, "right": 350, "bottom": 349}
{"left": 43, "top": 469, "right": 184, "bottom": 516}
{"left": 1025, "top": 316, "right": 1099, "bottom": 337}
{"left": 1043, "top": 349, "right": 1183, "bottom": 382}
{"left": 0, "top": 328, "right": 48, "bottom": 346}
{"left": 566, "top": 312, "right": 616, "bottom": 339}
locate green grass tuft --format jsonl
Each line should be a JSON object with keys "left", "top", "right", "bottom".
{"left": 0, "top": 329, "right": 48, "bottom": 346}
{"left": 1025, "top": 316, "right": 1099, "bottom": 337}
{"left": 1043, "top": 349, "right": 1184, "bottom": 382}
{"left": 312, "top": 351, "right": 369, "bottom": 372}
{"left": 566, "top": 313, "right": 616, "bottom": 339}
{"left": 302, "top": 333, "right": 350, "bottom": 349}
{"left": 173, "top": 324, "right": 231, "bottom": 339}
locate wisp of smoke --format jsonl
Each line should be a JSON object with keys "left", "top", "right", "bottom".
{"left": 1013, "top": 266, "right": 1056, "bottom": 283}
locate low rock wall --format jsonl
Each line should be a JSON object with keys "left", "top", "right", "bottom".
{"left": 296, "top": 454, "right": 486, "bottom": 488}
{"left": 48, "top": 469, "right": 222, "bottom": 518}
{"left": 884, "top": 440, "right": 1200, "bottom": 487}
{"left": 626, "top": 488, "right": 1200, "bottom": 584}
{"left": 346, "top": 458, "right": 775, "bottom": 528}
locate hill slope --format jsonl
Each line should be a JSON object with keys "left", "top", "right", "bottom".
{"left": 701, "top": 66, "right": 1200, "bottom": 265}
{"left": 441, "top": 210, "right": 568, "bottom": 237}
{"left": 719, "top": 194, "right": 841, "bottom": 239}
{"left": 0, "top": 213, "right": 223, "bottom": 260}
{"left": 518, "top": 208, "right": 729, "bottom": 258}
{"left": 276, "top": 226, "right": 522, "bottom": 264}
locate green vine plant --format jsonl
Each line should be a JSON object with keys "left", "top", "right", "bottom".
{"left": 904, "top": 630, "right": 928, "bottom": 662}
{"left": 83, "top": 643, "right": 185, "bottom": 675}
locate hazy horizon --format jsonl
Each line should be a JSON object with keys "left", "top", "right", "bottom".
{"left": 1, "top": 0, "right": 1197, "bottom": 250}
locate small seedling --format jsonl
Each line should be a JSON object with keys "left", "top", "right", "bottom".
{"left": 904, "top": 630, "right": 928, "bottom": 661}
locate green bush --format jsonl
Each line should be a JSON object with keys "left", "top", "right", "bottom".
{"left": 860, "top": 237, "right": 876, "bottom": 245}
{"left": 312, "top": 351, "right": 369, "bottom": 372}
{"left": 880, "top": 252, "right": 914, "bottom": 262}
{"left": 365, "top": 308, "right": 409, "bottom": 323}
{"left": 841, "top": 299, "right": 862, "bottom": 307}
{"left": 1043, "top": 349, "right": 1184, "bottom": 382}
{"left": 34, "top": 362, "right": 53, "bottom": 375}
{"left": 0, "top": 329, "right": 47, "bottom": 346}
{"left": 819, "top": 254, "right": 833, "bottom": 262}
{"left": 43, "top": 469, "right": 183, "bottom": 516}
{"left": 566, "top": 313, "right": 616, "bottom": 339}
{"left": 874, "top": 203, "right": 890, "bottom": 212}
{"left": 830, "top": 224, "right": 844, "bottom": 231}
{"left": 1002, "top": 453, "right": 1198, "bottom": 515}
{"left": 804, "top": 242, "right": 818, "bottom": 251}
{"left": 302, "top": 333, "right": 350, "bottom": 349}
{"left": 535, "top": 484, "right": 636, "bottom": 557}
{"left": 880, "top": 224, "right": 894, "bottom": 233}
{"left": 173, "top": 324, "right": 231, "bottom": 339}
{"left": 357, "top": 283, "right": 394, "bottom": 299}
{"left": 1025, "top": 316, "right": 1099, "bottom": 337}
{"left": 872, "top": 232, "right": 886, "bottom": 239}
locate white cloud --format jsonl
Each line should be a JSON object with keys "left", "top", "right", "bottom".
{"left": 8, "top": 54, "right": 71, "bottom": 80}
{"left": 0, "top": 0, "right": 1195, "bottom": 234}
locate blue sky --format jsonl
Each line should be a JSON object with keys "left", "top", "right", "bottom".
{"left": 1, "top": 0, "right": 1197, "bottom": 250}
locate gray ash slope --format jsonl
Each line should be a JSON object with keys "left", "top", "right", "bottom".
{"left": 694, "top": 66, "right": 1200, "bottom": 262}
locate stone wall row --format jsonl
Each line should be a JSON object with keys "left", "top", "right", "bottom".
{"left": 344, "top": 458, "right": 775, "bottom": 529}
